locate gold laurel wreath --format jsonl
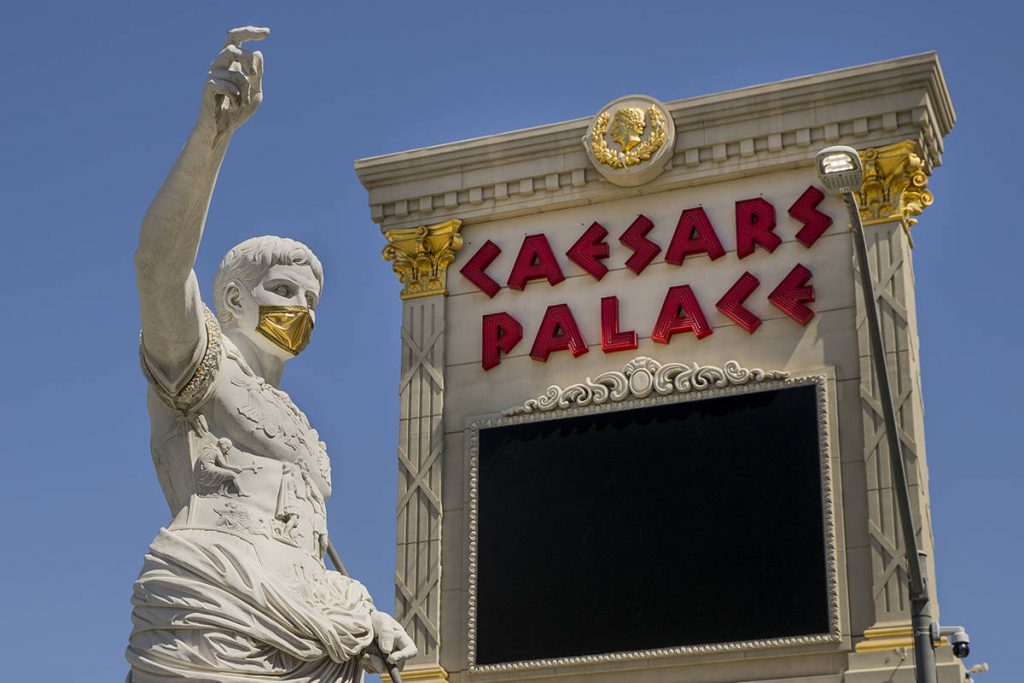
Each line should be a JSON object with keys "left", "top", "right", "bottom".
{"left": 589, "top": 104, "right": 668, "bottom": 169}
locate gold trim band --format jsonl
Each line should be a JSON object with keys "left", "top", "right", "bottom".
{"left": 854, "top": 625, "right": 948, "bottom": 653}
{"left": 382, "top": 666, "right": 449, "bottom": 683}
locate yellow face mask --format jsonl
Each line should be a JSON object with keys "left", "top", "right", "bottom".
{"left": 256, "top": 305, "right": 314, "bottom": 356}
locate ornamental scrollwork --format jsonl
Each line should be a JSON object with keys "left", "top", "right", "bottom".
{"left": 503, "top": 356, "right": 789, "bottom": 416}
{"left": 382, "top": 219, "right": 463, "bottom": 300}
{"left": 589, "top": 104, "right": 667, "bottom": 169}
{"left": 856, "top": 140, "right": 934, "bottom": 230}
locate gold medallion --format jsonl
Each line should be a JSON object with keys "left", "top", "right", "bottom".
{"left": 585, "top": 95, "right": 675, "bottom": 187}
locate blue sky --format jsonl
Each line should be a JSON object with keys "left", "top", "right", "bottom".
{"left": 0, "top": 1, "right": 1019, "bottom": 681}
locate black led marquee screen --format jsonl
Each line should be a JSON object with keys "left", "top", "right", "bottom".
{"left": 473, "top": 383, "right": 830, "bottom": 666}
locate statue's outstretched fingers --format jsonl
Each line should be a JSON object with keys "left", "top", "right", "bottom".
{"left": 211, "top": 67, "right": 250, "bottom": 104}
{"left": 212, "top": 44, "right": 261, "bottom": 85}
{"left": 224, "top": 26, "right": 269, "bottom": 48}
{"left": 212, "top": 44, "right": 245, "bottom": 70}
{"left": 249, "top": 50, "right": 264, "bottom": 87}
{"left": 236, "top": 49, "right": 262, "bottom": 83}
{"left": 207, "top": 78, "right": 240, "bottom": 100}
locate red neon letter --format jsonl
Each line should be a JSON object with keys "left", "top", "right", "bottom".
{"left": 566, "top": 222, "right": 611, "bottom": 280}
{"left": 507, "top": 234, "right": 566, "bottom": 290}
{"left": 736, "top": 198, "right": 780, "bottom": 259}
{"left": 619, "top": 214, "right": 660, "bottom": 274}
{"left": 482, "top": 312, "right": 523, "bottom": 371}
{"left": 666, "top": 208, "right": 725, "bottom": 265}
{"left": 651, "top": 285, "right": 712, "bottom": 343}
{"left": 600, "top": 296, "right": 638, "bottom": 353}
{"left": 530, "top": 304, "right": 589, "bottom": 362}
{"left": 768, "top": 264, "right": 816, "bottom": 326}
{"left": 459, "top": 240, "right": 502, "bottom": 298}
{"left": 789, "top": 185, "right": 833, "bottom": 248}
{"left": 716, "top": 271, "right": 762, "bottom": 334}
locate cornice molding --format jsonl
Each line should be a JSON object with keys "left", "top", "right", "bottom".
{"left": 355, "top": 53, "right": 954, "bottom": 232}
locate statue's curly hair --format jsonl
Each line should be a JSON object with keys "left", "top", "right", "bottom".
{"left": 213, "top": 235, "right": 323, "bottom": 325}
{"left": 613, "top": 107, "right": 646, "bottom": 135}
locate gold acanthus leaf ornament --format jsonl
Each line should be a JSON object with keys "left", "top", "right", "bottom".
{"left": 856, "top": 140, "right": 934, "bottom": 232}
{"left": 382, "top": 219, "right": 464, "bottom": 300}
{"left": 590, "top": 104, "right": 667, "bottom": 169}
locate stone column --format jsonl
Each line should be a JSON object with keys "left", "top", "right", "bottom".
{"left": 850, "top": 141, "right": 940, "bottom": 647}
{"left": 382, "top": 220, "right": 463, "bottom": 682}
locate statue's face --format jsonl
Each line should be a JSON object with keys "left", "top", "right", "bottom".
{"left": 226, "top": 263, "right": 320, "bottom": 361}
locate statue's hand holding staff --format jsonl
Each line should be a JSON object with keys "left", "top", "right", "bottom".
{"left": 366, "top": 609, "right": 417, "bottom": 678}
{"left": 198, "top": 26, "right": 269, "bottom": 140}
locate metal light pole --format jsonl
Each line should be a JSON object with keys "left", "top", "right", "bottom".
{"left": 816, "top": 146, "right": 938, "bottom": 683}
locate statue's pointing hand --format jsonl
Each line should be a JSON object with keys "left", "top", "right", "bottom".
{"left": 365, "top": 611, "right": 418, "bottom": 673}
{"left": 199, "top": 26, "right": 270, "bottom": 140}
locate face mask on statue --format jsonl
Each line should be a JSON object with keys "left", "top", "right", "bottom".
{"left": 256, "top": 305, "right": 314, "bottom": 356}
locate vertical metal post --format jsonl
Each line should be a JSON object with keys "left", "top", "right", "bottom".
{"left": 843, "top": 194, "right": 937, "bottom": 683}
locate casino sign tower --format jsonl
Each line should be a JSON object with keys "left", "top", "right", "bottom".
{"left": 355, "top": 53, "right": 959, "bottom": 683}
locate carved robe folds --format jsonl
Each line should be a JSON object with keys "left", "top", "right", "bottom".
{"left": 129, "top": 308, "right": 374, "bottom": 683}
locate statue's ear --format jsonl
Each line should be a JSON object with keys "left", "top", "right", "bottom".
{"left": 222, "top": 281, "right": 245, "bottom": 322}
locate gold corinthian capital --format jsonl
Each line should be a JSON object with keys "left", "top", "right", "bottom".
{"left": 856, "top": 140, "right": 934, "bottom": 233}
{"left": 382, "top": 219, "right": 464, "bottom": 300}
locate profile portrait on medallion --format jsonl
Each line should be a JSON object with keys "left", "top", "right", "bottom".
{"left": 126, "top": 26, "right": 416, "bottom": 683}
{"left": 584, "top": 94, "right": 675, "bottom": 187}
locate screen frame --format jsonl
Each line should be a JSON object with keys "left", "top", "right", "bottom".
{"left": 465, "top": 360, "right": 841, "bottom": 673}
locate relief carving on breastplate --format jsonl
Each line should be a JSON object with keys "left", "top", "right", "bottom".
{"left": 271, "top": 462, "right": 307, "bottom": 547}
{"left": 214, "top": 500, "right": 271, "bottom": 539}
{"left": 231, "top": 372, "right": 333, "bottom": 490}
{"left": 194, "top": 437, "right": 263, "bottom": 498}
{"left": 233, "top": 375, "right": 291, "bottom": 441}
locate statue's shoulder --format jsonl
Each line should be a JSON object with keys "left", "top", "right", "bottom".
{"left": 141, "top": 304, "right": 223, "bottom": 413}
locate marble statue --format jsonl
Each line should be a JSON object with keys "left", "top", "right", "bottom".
{"left": 127, "top": 27, "right": 416, "bottom": 682}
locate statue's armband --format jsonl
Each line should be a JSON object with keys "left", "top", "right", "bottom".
{"left": 140, "top": 305, "right": 223, "bottom": 412}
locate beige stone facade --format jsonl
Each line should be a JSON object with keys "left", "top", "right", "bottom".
{"left": 356, "top": 52, "right": 959, "bottom": 683}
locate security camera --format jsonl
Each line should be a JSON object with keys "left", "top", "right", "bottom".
{"left": 949, "top": 631, "right": 970, "bottom": 659}
{"left": 931, "top": 622, "right": 970, "bottom": 659}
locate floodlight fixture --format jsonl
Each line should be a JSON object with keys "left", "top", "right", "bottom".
{"left": 816, "top": 145, "right": 864, "bottom": 193}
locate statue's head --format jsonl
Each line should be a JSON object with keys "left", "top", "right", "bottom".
{"left": 213, "top": 236, "right": 324, "bottom": 360}
{"left": 610, "top": 107, "right": 647, "bottom": 152}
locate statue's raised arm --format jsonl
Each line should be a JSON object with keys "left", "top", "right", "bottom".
{"left": 127, "top": 28, "right": 418, "bottom": 683}
{"left": 135, "top": 27, "right": 268, "bottom": 392}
